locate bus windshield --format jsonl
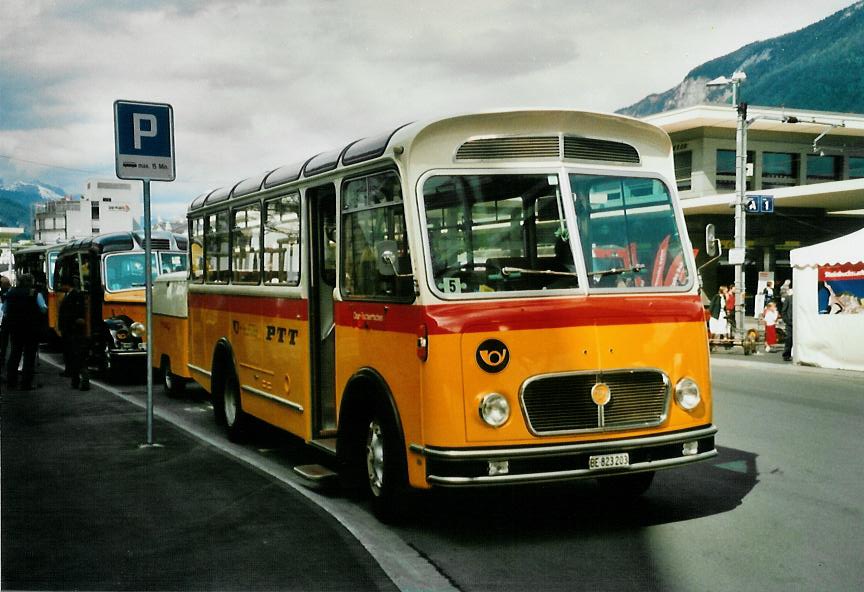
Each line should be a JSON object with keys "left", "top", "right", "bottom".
{"left": 423, "top": 174, "right": 579, "bottom": 295}
{"left": 570, "top": 173, "right": 691, "bottom": 289}
{"left": 104, "top": 253, "right": 158, "bottom": 291}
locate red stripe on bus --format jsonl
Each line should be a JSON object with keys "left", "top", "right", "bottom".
{"left": 335, "top": 295, "right": 705, "bottom": 335}
{"left": 188, "top": 292, "right": 309, "bottom": 320}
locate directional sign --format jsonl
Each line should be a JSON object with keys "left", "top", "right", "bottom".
{"left": 745, "top": 194, "right": 774, "bottom": 214}
{"left": 114, "top": 100, "right": 175, "bottom": 181}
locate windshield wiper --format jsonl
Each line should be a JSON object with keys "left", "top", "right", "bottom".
{"left": 590, "top": 264, "right": 646, "bottom": 279}
{"left": 501, "top": 267, "right": 578, "bottom": 278}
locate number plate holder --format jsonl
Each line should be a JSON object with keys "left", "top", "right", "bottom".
{"left": 588, "top": 452, "right": 630, "bottom": 470}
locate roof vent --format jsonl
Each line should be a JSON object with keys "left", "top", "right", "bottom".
{"left": 563, "top": 136, "right": 640, "bottom": 164}
{"left": 456, "top": 136, "right": 560, "bottom": 160}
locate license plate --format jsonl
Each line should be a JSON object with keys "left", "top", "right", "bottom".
{"left": 589, "top": 452, "right": 630, "bottom": 470}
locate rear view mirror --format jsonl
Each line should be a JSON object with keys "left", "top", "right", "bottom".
{"left": 705, "top": 224, "right": 717, "bottom": 257}
{"left": 375, "top": 240, "right": 399, "bottom": 276}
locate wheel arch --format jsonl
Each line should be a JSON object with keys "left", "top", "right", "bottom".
{"left": 336, "top": 367, "right": 407, "bottom": 467}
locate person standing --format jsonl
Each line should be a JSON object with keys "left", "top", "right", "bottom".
{"left": 5, "top": 274, "right": 46, "bottom": 390}
{"left": 762, "top": 301, "right": 779, "bottom": 353}
{"left": 725, "top": 284, "right": 737, "bottom": 338}
{"left": 708, "top": 285, "right": 728, "bottom": 340}
{"left": 58, "top": 275, "right": 90, "bottom": 391}
{"left": 781, "top": 287, "right": 794, "bottom": 361}
{"left": 0, "top": 275, "right": 11, "bottom": 370}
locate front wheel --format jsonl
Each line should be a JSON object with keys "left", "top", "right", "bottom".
{"left": 362, "top": 405, "right": 408, "bottom": 521}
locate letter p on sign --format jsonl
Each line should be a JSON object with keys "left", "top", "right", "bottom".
{"left": 114, "top": 100, "right": 175, "bottom": 181}
{"left": 133, "top": 113, "right": 158, "bottom": 149}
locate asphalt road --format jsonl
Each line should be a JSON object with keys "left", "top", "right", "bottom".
{"left": 8, "top": 351, "right": 863, "bottom": 591}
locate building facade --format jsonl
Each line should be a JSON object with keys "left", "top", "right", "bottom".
{"left": 33, "top": 178, "right": 142, "bottom": 243}
{"left": 644, "top": 105, "right": 864, "bottom": 311}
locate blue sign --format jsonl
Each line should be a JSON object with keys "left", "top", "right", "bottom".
{"left": 746, "top": 194, "right": 774, "bottom": 214}
{"left": 114, "top": 100, "right": 175, "bottom": 181}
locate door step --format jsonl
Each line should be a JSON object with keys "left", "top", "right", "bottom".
{"left": 293, "top": 464, "right": 339, "bottom": 488}
{"left": 309, "top": 437, "right": 337, "bottom": 455}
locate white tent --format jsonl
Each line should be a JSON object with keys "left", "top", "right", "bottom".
{"left": 790, "top": 227, "right": 864, "bottom": 371}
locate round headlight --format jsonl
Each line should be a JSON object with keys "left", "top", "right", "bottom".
{"left": 130, "top": 322, "right": 147, "bottom": 338}
{"left": 479, "top": 393, "right": 510, "bottom": 427}
{"left": 675, "top": 377, "right": 701, "bottom": 410}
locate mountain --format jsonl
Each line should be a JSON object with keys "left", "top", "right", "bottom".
{"left": 0, "top": 180, "right": 68, "bottom": 236}
{"left": 618, "top": 1, "right": 864, "bottom": 117}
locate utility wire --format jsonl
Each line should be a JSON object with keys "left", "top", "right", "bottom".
{"left": 0, "top": 153, "right": 107, "bottom": 175}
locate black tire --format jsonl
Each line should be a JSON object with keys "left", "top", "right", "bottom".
{"left": 596, "top": 471, "right": 655, "bottom": 497}
{"left": 362, "top": 401, "right": 408, "bottom": 521}
{"left": 161, "top": 357, "right": 185, "bottom": 398}
{"left": 213, "top": 366, "right": 248, "bottom": 442}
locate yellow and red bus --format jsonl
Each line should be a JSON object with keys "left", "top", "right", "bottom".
{"left": 184, "top": 110, "right": 716, "bottom": 518}
{"left": 52, "top": 231, "right": 187, "bottom": 376}
{"left": 13, "top": 242, "right": 64, "bottom": 343}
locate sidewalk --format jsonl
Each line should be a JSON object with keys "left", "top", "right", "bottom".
{"left": 1, "top": 358, "right": 396, "bottom": 591}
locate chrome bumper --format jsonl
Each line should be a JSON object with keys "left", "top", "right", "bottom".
{"left": 410, "top": 425, "right": 717, "bottom": 487}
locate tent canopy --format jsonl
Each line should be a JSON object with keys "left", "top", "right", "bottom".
{"left": 790, "top": 227, "right": 864, "bottom": 268}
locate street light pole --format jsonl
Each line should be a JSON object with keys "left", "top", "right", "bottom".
{"left": 707, "top": 71, "right": 748, "bottom": 343}
{"left": 734, "top": 102, "right": 748, "bottom": 343}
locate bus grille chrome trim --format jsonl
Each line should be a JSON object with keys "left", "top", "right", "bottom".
{"left": 520, "top": 369, "right": 670, "bottom": 435}
{"left": 563, "top": 136, "right": 640, "bottom": 163}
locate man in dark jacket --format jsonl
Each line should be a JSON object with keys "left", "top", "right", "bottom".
{"left": 781, "top": 288, "right": 794, "bottom": 361}
{"left": 58, "top": 275, "right": 90, "bottom": 390}
{"left": 5, "top": 274, "right": 44, "bottom": 390}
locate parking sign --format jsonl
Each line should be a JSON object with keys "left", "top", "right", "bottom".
{"left": 114, "top": 100, "right": 175, "bottom": 181}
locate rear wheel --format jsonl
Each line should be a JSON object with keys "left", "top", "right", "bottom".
{"left": 161, "top": 357, "right": 185, "bottom": 398}
{"left": 214, "top": 365, "right": 248, "bottom": 442}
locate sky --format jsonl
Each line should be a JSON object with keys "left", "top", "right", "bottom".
{"left": 0, "top": 0, "right": 858, "bottom": 221}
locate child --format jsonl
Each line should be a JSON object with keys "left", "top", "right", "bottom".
{"left": 763, "top": 301, "right": 779, "bottom": 353}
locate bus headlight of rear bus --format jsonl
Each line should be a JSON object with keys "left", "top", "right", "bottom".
{"left": 130, "top": 322, "right": 146, "bottom": 339}
{"left": 479, "top": 393, "right": 510, "bottom": 427}
{"left": 674, "top": 377, "right": 701, "bottom": 410}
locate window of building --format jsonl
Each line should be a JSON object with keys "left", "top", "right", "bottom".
{"left": 806, "top": 154, "right": 842, "bottom": 182}
{"left": 341, "top": 170, "right": 413, "bottom": 300}
{"left": 263, "top": 193, "right": 301, "bottom": 285}
{"left": 231, "top": 203, "right": 261, "bottom": 284}
{"left": 674, "top": 150, "right": 692, "bottom": 191}
{"left": 715, "top": 149, "right": 754, "bottom": 191}
{"left": 849, "top": 156, "right": 864, "bottom": 179}
{"left": 205, "top": 210, "right": 230, "bottom": 283}
{"left": 91, "top": 202, "right": 100, "bottom": 220}
{"left": 762, "top": 152, "right": 800, "bottom": 188}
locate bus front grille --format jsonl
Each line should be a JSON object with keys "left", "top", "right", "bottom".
{"left": 520, "top": 370, "right": 670, "bottom": 435}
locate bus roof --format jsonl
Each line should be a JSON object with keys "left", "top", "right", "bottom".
{"left": 58, "top": 231, "right": 186, "bottom": 256}
{"left": 187, "top": 109, "right": 672, "bottom": 214}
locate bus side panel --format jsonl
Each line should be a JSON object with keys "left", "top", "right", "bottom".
{"left": 231, "top": 295, "right": 311, "bottom": 440}
{"left": 47, "top": 292, "right": 60, "bottom": 337}
{"left": 187, "top": 292, "right": 230, "bottom": 392}
{"left": 152, "top": 313, "right": 190, "bottom": 379}
{"left": 335, "top": 302, "right": 425, "bottom": 487}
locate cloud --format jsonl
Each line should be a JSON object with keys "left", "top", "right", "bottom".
{"left": 1, "top": 0, "right": 858, "bottom": 219}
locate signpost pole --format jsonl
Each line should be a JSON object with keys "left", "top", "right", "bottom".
{"left": 114, "top": 99, "right": 174, "bottom": 447}
{"left": 143, "top": 180, "right": 154, "bottom": 445}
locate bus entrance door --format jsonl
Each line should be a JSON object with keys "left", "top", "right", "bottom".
{"left": 308, "top": 185, "right": 337, "bottom": 436}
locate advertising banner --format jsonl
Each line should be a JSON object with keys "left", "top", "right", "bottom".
{"left": 817, "top": 264, "right": 864, "bottom": 314}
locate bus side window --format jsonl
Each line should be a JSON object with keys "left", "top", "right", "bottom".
{"left": 263, "top": 193, "right": 301, "bottom": 285}
{"left": 341, "top": 170, "right": 412, "bottom": 301}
